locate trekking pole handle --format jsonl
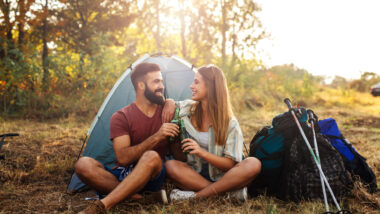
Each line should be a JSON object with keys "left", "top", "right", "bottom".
{"left": 284, "top": 98, "right": 293, "bottom": 110}
{"left": 307, "top": 110, "right": 315, "bottom": 123}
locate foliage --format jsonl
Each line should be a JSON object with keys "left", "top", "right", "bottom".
{"left": 0, "top": 0, "right": 269, "bottom": 118}
{"left": 226, "top": 63, "right": 321, "bottom": 113}
{"left": 349, "top": 72, "right": 380, "bottom": 92}
{"left": 1, "top": 0, "right": 369, "bottom": 119}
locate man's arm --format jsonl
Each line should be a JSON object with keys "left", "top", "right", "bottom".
{"left": 113, "top": 123, "right": 179, "bottom": 166}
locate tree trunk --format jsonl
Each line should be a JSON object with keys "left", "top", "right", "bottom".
{"left": 231, "top": 13, "right": 238, "bottom": 66}
{"left": 154, "top": 0, "right": 161, "bottom": 52}
{"left": 0, "top": 0, "right": 14, "bottom": 55}
{"left": 179, "top": 0, "right": 186, "bottom": 57}
{"left": 221, "top": 0, "right": 226, "bottom": 66}
{"left": 42, "top": 0, "right": 49, "bottom": 92}
{"left": 231, "top": 33, "right": 237, "bottom": 65}
{"left": 17, "top": 0, "right": 25, "bottom": 51}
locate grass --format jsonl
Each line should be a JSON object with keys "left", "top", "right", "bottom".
{"left": 0, "top": 89, "right": 379, "bottom": 213}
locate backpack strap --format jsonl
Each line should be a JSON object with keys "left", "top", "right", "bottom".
{"left": 324, "top": 134, "right": 344, "bottom": 140}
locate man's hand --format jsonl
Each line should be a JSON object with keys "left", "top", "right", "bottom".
{"left": 162, "top": 99, "right": 176, "bottom": 123}
{"left": 154, "top": 123, "right": 179, "bottom": 141}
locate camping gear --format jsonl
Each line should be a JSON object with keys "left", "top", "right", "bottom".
{"left": 248, "top": 107, "right": 309, "bottom": 195}
{"left": 318, "top": 118, "right": 378, "bottom": 193}
{"left": 279, "top": 132, "right": 352, "bottom": 212}
{"left": 308, "top": 110, "right": 329, "bottom": 212}
{"left": 67, "top": 54, "right": 196, "bottom": 193}
{"left": 0, "top": 133, "right": 19, "bottom": 160}
{"left": 279, "top": 98, "right": 352, "bottom": 213}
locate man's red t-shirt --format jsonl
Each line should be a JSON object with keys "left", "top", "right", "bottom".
{"left": 110, "top": 103, "right": 168, "bottom": 160}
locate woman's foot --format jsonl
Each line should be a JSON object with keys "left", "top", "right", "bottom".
{"left": 169, "top": 189, "right": 196, "bottom": 201}
{"left": 227, "top": 187, "right": 248, "bottom": 202}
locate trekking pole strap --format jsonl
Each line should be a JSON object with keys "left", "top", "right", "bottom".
{"left": 243, "top": 143, "right": 249, "bottom": 159}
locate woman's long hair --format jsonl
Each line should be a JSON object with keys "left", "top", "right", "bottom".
{"left": 191, "top": 65, "right": 233, "bottom": 146}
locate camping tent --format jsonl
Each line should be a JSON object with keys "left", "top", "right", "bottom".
{"left": 67, "top": 54, "right": 196, "bottom": 192}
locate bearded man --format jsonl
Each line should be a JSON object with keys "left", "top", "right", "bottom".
{"left": 75, "top": 62, "right": 181, "bottom": 214}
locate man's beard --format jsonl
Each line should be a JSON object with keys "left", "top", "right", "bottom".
{"left": 144, "top": 83, "right": 165, "bottom": 105}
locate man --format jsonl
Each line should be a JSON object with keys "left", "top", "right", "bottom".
{"left": 75, "top": 62, "right": 180, "bottom": 214}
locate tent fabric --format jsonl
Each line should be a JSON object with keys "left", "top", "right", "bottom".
{"left": 67, "top": 54, "right": 195, "bottom": 192}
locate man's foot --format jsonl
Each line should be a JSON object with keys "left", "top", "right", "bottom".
{"left": 159, "top": 189, "right": 168, "bottom": 204}
{"left": 227, "top": 187, "right": 248, "bottom": 202}
{"left": 78, "top": 200, "right": 106, "bottom": 214}
{"left": 169, "top": 189, "right": 196, "bottom": 201}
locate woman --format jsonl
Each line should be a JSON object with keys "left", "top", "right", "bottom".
{"left": 165, "top": 65, "right": 261, "bottom": 201}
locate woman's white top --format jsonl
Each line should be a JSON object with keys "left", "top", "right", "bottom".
{"left": 197, "top": 131, "right": 209, "bottom": 151}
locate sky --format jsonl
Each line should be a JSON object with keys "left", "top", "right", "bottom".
{"left": 254, "top": 0, "right": 380, "bottom": 80}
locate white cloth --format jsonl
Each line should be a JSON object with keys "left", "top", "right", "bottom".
{"left": 197, "top": 131, "right": 209, "bottom": 151}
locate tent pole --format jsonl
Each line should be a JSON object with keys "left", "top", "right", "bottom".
{"left": 66, "top": 134, "right": 88, "bottom": 192}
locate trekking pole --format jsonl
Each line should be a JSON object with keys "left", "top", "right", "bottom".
{"left": 284, "top": 98, "right": 342, "bottom": 212}
{"left": 0, "top": 133, "right": 20, "bottom": 160}
{"left": 308, "top": 110, "right": 329, "bottom": 213}
{"left": 0, "top": 133, "right": 19, "bottom": 150}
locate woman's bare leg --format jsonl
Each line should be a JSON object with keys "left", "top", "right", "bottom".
{"left": 195, "top": 157, "right": 261, "bottom": 198}
{"left": 165, "top": 160, "right": 212, "bottom": 191}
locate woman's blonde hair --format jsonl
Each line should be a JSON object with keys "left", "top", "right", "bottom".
{"left": 192, "top": 65, "right": 233, "bottom": 146}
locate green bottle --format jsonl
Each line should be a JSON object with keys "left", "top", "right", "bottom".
{"left": 180, "top": 119, "right": 192, "bottom": 154}
{"left": 168, "top": 108, "right": 180, "bottom": 144}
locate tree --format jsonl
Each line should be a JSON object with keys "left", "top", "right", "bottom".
{"left": 218, "top": 0, "right": 266, "bottom": 67}
{"left": 56, "top": 0, "right": 136, "bottom": 71}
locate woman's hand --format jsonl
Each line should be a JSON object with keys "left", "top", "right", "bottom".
{"left": 181, "top": 138, "right": 206, "bottom": 157}
{"left": 181, "top": 138, "right": 236, "bottom": 171}
{"left": 162, "top": 99, "right": 176, "bottom": 123}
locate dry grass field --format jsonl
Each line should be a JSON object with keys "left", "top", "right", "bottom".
{"left": 1, "top": 91, "right": 379, "bottom": 213}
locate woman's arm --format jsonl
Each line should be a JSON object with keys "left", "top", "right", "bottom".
{"left": 162, "top": 99, "right": 176, "bottom": 123}
{"left": 182, "top": 138, "right": 236, "bottom": 171}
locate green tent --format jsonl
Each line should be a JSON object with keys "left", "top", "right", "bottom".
{"left": 67, "top": 54, "right": 195, "bottom": 192}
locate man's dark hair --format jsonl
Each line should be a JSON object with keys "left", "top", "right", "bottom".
{"left": 131, "top": 62, "right": 161, "bottom": 90}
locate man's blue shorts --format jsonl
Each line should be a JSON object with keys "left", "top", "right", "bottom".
{"left": 104, "top": 162, "right": 166, "bottom": 193}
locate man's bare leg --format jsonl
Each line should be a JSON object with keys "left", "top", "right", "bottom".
{"left": 165, "top": 160, "right": 212, "bottom": 191}
{"left": 195, "top": 157, "right": 261, "bottom": 197}
{"left": 100, "top": 150, "right": 163, "bottom": 210}
{"left": 75, "top": 156, "right": 120, "bottom": 194}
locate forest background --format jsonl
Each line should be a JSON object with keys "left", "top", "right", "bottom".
{"left": 2, "top": 0, "right": 379, "bottom": 118}
{"left": 1, "top": 0, "right": 379, "bottom": 213}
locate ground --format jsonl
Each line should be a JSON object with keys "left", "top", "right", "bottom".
{"left": 1, "top": 98, "right": 379, "bottom": 213}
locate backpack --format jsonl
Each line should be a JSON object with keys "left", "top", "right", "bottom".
{"left": 278, "top": 130, "right": 353, "bottom": 202}
{"left": 318, "top": 118, "right": 377, "bottom": 193}
{"left": 248, "top": 108, "right": 309, "bottom": 196}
